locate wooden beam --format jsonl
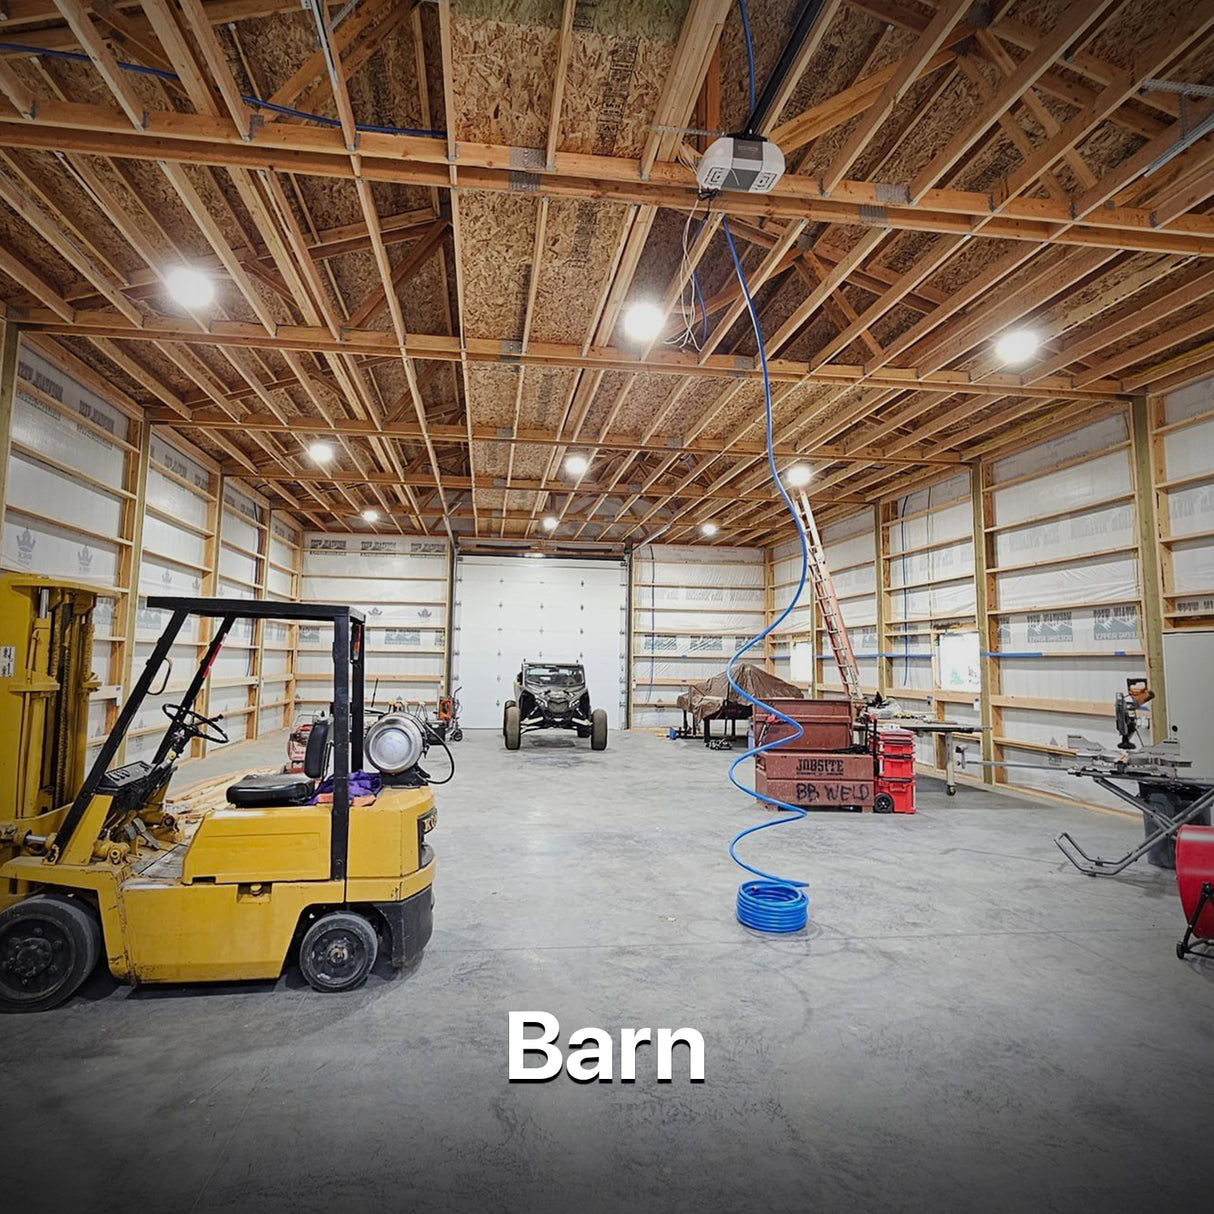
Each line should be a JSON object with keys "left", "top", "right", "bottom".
{"left": 1130, "top": 395, "right": 1169, "bottom": 741}
{"left": 147, "top": 407, "right": 970, "bottom": 466}
{"left": 17, "top": 310, "right": 1128, "bottom": 399}
{"left": 821, "top": 0, "right": 971, "bottom": 194}
{"left": 0, "top": 244, "right": 75, "bottom": 320}
{"left": 970, "top": 460, "right": 996, "bottom": 784}
{"left": 50, "top": 0, "right": 147, "bottom": 127}
{"left": 545, "top": 0, "right": 576, "bottom": 170}
{"left": 0, "top": 163, "right": 142, "bottom": 324}
{"left": 345, "top": 219, "right": 448, "bottom": 330}
{"left": 0, "top": 322, "right": 19, "bottom": 537}
{"left": 176, "top": 0, "right": 253, "bottom": 134}
{"left": 0, "top": 57, "right": 37, "bottom": 119}
{"left": 4, "top": 110, "right": 1214, "bottom": 256}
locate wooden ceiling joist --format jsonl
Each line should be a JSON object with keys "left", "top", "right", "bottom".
{"left": 1, "top": 0, "right": 1213, "bottom": 546}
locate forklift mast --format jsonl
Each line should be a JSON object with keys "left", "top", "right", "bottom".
{"left": 51, "top": 596, "right": 367, "bottom": 881}
{"left": 0, "top": 574, "right": 99, "bottom": 824}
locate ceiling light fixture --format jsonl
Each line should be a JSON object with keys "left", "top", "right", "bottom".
{"left": 994, "top": 329, "right": 1040, "bottom": 365}
{"left": 361, "top": 508, "right": 380, "bottom": 522}
{"left": 700, "top": 521, "right": 719, "bottom": 537}
{"left": 784, "top": 462, "right": 812, "bottom": 488}
{"left": 622, "top": 301, "right": 664, "bottom": 343}
{"left": 308, "top": 441, "right": 334, "bottom": 464}
{"left": 564, "top": 453, "right": 589, "bottom": 476}
{"left": 542, "top": 515, "right": 558, "bottom": 532}
{"left": 165, "top": 266, "right": 215, "bottom": 309}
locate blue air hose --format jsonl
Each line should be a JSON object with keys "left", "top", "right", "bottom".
{"left": 0, "top": 42, "right": 443, "bottom": 139}
{"left": 737, "top": 0, "right": 757, "bottom": 117}
{"left": 720, "top": 216, "right": 812, "bottom": 934}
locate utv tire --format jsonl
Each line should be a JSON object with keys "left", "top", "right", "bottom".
{"left": 0, "top": 894, "right": 101, "bottom": 1013}
{"left": 502, "top": 700, "right": 516, "bottom": 740}
{"left": 576, "top": 724, "right": 591, "bottom": 738}
{"left": 504, "top": 702, "right": 522, "bottom": 750}
{"left": 299, "top": 911, "right": 378, "bottom": 993}
{"left": 590, "top": 708, "right": 608, "bottom": 751}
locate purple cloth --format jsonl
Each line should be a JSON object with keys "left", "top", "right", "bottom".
{"left": 310, "top": 770, "right": 383, "bottom": 803}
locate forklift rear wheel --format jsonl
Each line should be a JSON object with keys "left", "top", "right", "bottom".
{"left": 299, "top": 911, "right": 378, "bottom": 993}
{"left": 590, "top": 709, "right": 608, "bottom": 751}
{"left": 504, "top": 703, "right": 522, "bottom": 750}
{"left": 0, "top": 894, "right": 101, "bottom": 1013}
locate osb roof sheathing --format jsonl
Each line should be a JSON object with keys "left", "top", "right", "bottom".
{"left": 5, "top": 0, "right": 1214, "bottom": 547}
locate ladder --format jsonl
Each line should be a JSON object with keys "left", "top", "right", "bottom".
{"left": 795, "top": 490, "right": 864, "bottom": 702}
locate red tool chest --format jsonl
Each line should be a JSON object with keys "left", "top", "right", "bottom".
{"left": 755, "top": 768, "right": 876, "bottom": 811}
{"left": 871, "top": 727, "right": 916, "bottom": 813}
{"left": 756, "top": 750, "right": 874, "bottom": 782}
{"left": 875, "top": 777, "right": 915, "bottom": 814}
{"left": 755, "top": 698, "right": 854, "bottom": 751}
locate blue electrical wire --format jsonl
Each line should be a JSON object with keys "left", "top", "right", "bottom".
{"left": 737, "top": 0, "right": 757, "bottom": 117}
{"left": 0, "top": 42, "right": 443, "bottom": 139}
{"left": 721, "top": 215, "right": 811, "bottom": 934}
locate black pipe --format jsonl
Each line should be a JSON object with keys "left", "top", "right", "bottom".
{"left": 744, "top": 0, "right": 831, "bottom": 138}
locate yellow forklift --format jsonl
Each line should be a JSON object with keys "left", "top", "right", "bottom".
{"left": 0, "top": 576, "right": 439, "bottom": 1012}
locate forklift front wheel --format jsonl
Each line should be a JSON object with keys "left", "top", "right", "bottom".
{"left": 0, "top": 894, "right": 101, "bottom": 1013}
{"left": 298, "top": 911, "right": 379, "bottom": 993}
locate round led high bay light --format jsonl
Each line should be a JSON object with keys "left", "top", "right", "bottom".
{"left": 995, "top": 329, "right": 1040, "bottom": 365}
{"left": 166, "top": 266, "right": 215, "bottom": 309}
{"left": 623, "top": 301, "right": 664, "bottom": 342}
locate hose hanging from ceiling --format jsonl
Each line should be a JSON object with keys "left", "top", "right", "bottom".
{"left": 720, "top": 215, "right": 812, "bottom": 934}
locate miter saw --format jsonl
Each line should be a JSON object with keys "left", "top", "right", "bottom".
{"left": 1056, "top": 678, "right": 1214, "bottom": 876}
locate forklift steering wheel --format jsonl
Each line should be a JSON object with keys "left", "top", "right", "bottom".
{"left": 162, "top": 703, "right": 229, "bottom": 745}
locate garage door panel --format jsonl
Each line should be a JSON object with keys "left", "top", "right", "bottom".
{"left": 453, "top": 556, "right": 627, "bottom": 728}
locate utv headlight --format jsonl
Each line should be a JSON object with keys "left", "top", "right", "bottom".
{"left": 364, "top": 712, "right": 426, "bottom": 774}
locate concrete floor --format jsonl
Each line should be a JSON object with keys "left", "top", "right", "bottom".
{"left": 3, "top": 728, "right": 1211, "bottom": 1213}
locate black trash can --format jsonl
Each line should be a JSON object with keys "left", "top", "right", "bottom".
{"left": 1140, "top": 785, "right": 1213, "bottom": 868}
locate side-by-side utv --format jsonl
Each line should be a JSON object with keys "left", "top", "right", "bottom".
{"left": 0, "top": 577, "right": 438, "bottom": 1012}
{"left": 503, "top": 660, "right": 608, "bottom": 751}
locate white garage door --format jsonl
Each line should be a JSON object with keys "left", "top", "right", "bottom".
{"left": 452, "top": 556, "right": 627, "bottom": 728}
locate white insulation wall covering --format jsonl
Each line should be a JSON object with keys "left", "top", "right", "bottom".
{"left": 1160, "top": 374, "right": 1214, "bottom": 623}
{"left": 986, "top": 415, "right": 1142, "bottom": 811}
{"left": 886, "top": 472, "right": 980, "bottom": 768}
{"left": 769, "top": 534, "right": 812, "bottom": 691}
{"left": 125, "top": 435, "right": 217, "bottom": 763}
{"left": 203, "top": 482, "right": 266, "bottom": 745}
{"left": 817, "top": 511, "right": 878, "bottom": 695}
{"left": 631, "top": 543, "right": 764, "bottom": 728}
{"left": 262, "top": 516, "right": 301, "bottom": 726}
{"left": 2, "top": 344, "right": 135, "bottom": 757}
{"left": 299, "top": 534, "right": 450, "bottom": 714}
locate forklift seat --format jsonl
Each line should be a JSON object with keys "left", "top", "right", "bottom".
{"left": 226, "top": 771, "right": 315, "bottom": 808}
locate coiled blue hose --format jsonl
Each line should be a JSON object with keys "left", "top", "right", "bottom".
{"left": 720, "top": 216, "right": 812, "bottom": 934}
